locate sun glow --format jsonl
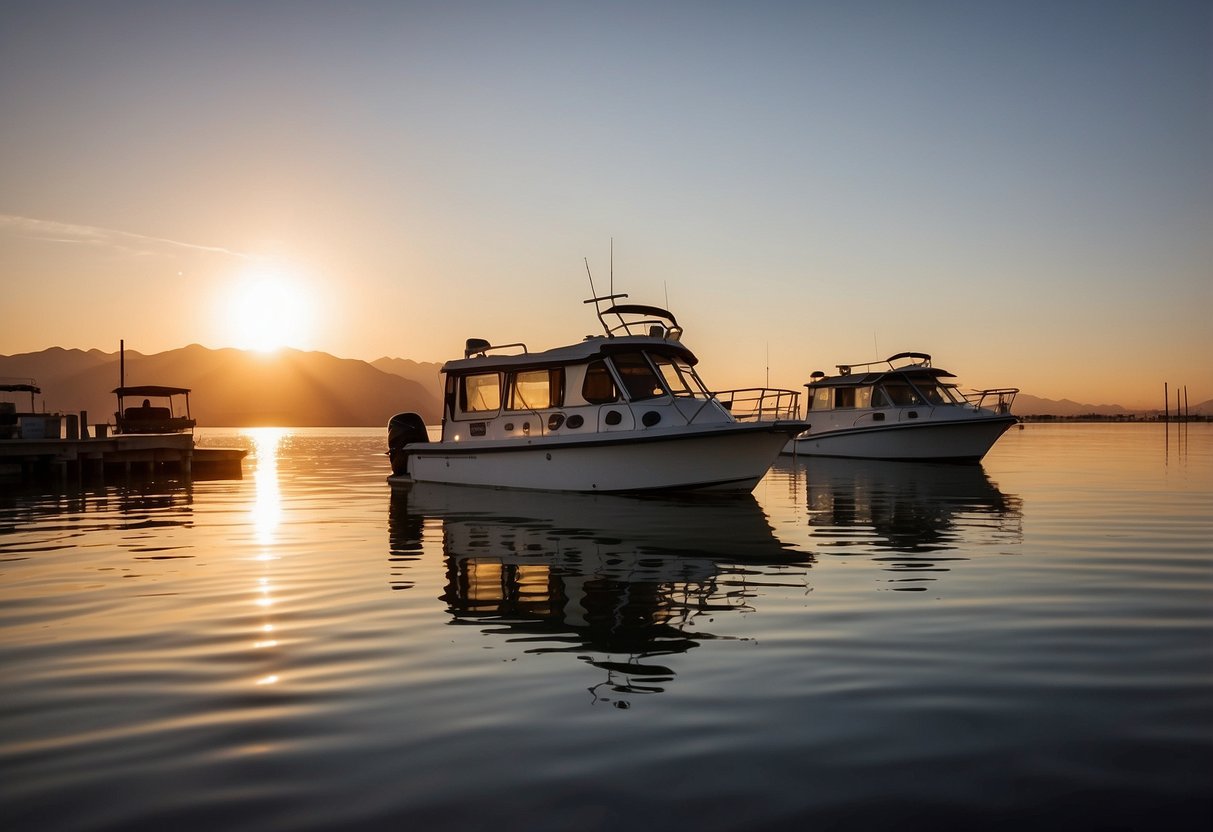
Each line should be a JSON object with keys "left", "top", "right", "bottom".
{"left": 225, "top": 269, "right": 315, "bottom": 352}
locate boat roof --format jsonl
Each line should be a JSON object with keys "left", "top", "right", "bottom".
{"left": 113, "top": 385, "right": 192, "bottom": 396}
{"left": 807, "top": 352, "right": 958, "bottom": 388}
{"left": 0, "top": 383, "right": 41, "bottom": 394}
{"left": 807, "top": 367, "right": 957, "bottom": 388}
{"left": 442, "top": 334, "right": 698, "bottom": 374}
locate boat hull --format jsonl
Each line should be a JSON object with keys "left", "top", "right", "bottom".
{"left": 392, "top": 422, "right": 805, "bottom": 492}
{"left": 784, "top": 414, "right": 1017, "bottom": 462}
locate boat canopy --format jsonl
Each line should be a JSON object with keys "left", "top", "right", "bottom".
{"left": 113, "top": 385, "right": 192, "bottom": 397}
{"left": 0, "top": 383, "right": 41, "bottom": 394}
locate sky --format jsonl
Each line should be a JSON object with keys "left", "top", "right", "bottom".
{"left": 1, "top": 0, "right": 1209, "bottom": 409}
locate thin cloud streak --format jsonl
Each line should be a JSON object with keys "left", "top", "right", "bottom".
{"left": 0, "top": 214, "right": 253, "bottom": 260}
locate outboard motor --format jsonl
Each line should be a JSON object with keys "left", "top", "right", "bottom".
{"left": 387, "top": 412, "right": 429, "bottom": 476}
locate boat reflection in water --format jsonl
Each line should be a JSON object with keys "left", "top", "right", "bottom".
{"left": 787, "top": 456, "right": 1022, "bottom": 590}
{"left": 388, "top": 483, "right": 811, "bottom": 706}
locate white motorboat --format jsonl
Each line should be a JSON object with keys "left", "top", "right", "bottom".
{"left": 387, "top": 294, "right": 807, "bottom": 492}
{"left": 783, "top": 352, "right": 1018, "bottom": 462}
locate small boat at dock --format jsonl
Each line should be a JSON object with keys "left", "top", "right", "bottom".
{"left": 387, "top": 293, "right": 808, "bottom": 492}
{"left": 113, "top": 385, "right": 197, "bottom": 435}
{"left": 783, "top": 351, "right": 1018, "bottom": 462}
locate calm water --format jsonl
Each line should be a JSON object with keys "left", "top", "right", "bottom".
{"left": 1, "top": 424, "right": 1210, "bottom": 831}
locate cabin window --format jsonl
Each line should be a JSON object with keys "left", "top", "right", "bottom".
{"left": 871, "top": 387, "right": 891, "bottom": 408}
{"left": 611, "top": 352, "right": 665, "bottom": 401}
{"left": 855, "top": 387, "right": 872, "bottom": 408}
{"left": 507, "top": 368, "right": 564, "bottom": 411}
{"left": 809, "top": 387, "right": 831, "bottom": 411}
{"left": 460, "top": 372, "right": 501, "bottom": 413}
{"left": 582, "top": 360, "right": 619, "bottom": 404}
{"left": 651, "top": 354, "right": 702, "bottom": 397}
{"left": 834, "top": 387, "right": 856, "bottom": 409}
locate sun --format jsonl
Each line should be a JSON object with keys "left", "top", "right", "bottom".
{"left": 225, "top": 269, "right": 315, "bottom": 353}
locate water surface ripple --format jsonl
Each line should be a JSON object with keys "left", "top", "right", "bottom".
{"left": 1, "top": 424, "right": 1210, "bottom": 830}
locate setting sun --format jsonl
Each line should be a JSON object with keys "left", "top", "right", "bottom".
{"left": 224, "top": 270, "right": 315, "bottom": 353}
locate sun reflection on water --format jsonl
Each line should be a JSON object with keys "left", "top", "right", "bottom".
{"left": 250, "top": 428, "right": 286, "bottom": 547}
{"left": 246, "top": 428, "right": 288, "bottom": 687}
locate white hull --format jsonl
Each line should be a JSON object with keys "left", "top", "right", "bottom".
{"left": 392, "top": 422, "right": 802, "bottom": 492}
{"left": 783, "top": 414, "right": 1016, "bottom": 461}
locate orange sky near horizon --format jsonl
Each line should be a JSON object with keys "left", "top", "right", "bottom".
{"left": 1, "top": 3, "right": 1209, "bottom": 411}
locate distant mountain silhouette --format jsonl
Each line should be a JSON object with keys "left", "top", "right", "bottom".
{"left": 1013, "top": 394, "right": 1133, "bottom": 417}
{"left": 0, "top": 346, "right": 441, "bottom": 427}
{"left": 371, "top": 356, "right": 444, "bottom": 394}
{"left": 1013, "top": 393, "right": 1210, "bottom": 418}
{"left": 3, "top": 346, "right": 1203, "bottom": 425}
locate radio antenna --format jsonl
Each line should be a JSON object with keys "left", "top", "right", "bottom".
{"left": 609, "top": 237, "right": 614, "bottom": 299}
{"left": 584, "top": 257, "right": 597, "bottom": 299}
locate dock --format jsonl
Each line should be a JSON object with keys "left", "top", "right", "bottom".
{"left": 0, "top": 433, "right": 246, "bottom": 482}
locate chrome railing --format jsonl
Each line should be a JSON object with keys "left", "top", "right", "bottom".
{"left": 966, "top": 387, "right": 1019, "bottom": 415}
{"left": 713, "top": 388, "right": 802, "bottom": 422}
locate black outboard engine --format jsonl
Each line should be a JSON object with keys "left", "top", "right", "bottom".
{"left": 387, "top": 412, "right": 429, "bottom": 476}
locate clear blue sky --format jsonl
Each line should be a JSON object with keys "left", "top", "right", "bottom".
{"left": 2, "top": 0, "right": 1209, "bottom": 408}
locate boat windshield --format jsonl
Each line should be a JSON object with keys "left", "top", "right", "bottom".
{"left": 880, "top": 381, "right": 922, "bottom": 406}
{"left": 651, "top": 354, "right": 706, "bottom": 398}
{"left": 917, "top": 382, "right": 966, "bottom": 405}
{"left": 610, "top": 351, "right": 666, "bottom": 401}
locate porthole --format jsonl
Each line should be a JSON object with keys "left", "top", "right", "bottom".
{"left": 604, "top": 410, "right": 622, "bottom": 426}
{"left": 642, "top": 411, "right": 661, "bottom": 427}
{"left": 548, "top": 413, "right": 565, "bottom": 431}
{"left": 566, "top": 414, "right": 584, "bottom": 429}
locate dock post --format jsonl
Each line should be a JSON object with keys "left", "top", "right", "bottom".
{"left": 66, "top": 414, "right": 79, "bottom": 440}
{"left": 80, "top": 411, "right": 89, "bottom": 439}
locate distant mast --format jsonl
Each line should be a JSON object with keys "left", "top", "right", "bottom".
{"left": 120, "top": 339, "right": 125, "bottom": 390}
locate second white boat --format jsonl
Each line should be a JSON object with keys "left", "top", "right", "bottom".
{"left": 783, "top": 351, "right": 1018, "bottom": 462}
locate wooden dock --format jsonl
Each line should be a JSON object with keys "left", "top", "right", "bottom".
{"left": 0, "top": 433, "right": 246, "bottom": 482}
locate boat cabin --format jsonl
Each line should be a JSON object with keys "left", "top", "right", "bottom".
{"left": 805, "top": 352, "right": 1016, "bottom": 416}
{"left": 436, "top": 300, "right": 798, "bottom": 443}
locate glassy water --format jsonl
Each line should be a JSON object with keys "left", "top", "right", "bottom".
{"left": 1, "top": 424, "right": 1210, "bottom": 830}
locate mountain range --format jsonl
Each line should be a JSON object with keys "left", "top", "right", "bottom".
{"left": 0, "top": 346, "right": 442, "bottom": 428}
{"left": 0, "top": 346, "right": 1206, "bottom": 425}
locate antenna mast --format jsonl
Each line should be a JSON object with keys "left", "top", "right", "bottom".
{"left": 609, "top": 237, "right": 614, "bottom": 299}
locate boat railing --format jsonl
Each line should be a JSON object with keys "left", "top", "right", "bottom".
{"left": 464, "top": 339, "right": 529, "bottom": 359}
{"left": 967, "top": 387, "right": 1019, "bottom": 415}
{"left": 713, "top": 388, "right": 802, "bottom": 422}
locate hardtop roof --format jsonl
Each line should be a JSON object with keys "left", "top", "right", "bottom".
{"left": 441, "top": 335, "right": 697, "bottom": 374}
